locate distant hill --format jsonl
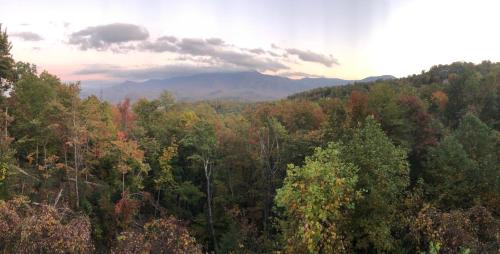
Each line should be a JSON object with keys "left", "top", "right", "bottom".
{"left": 358, "top": 75, "right": 397, "bottom": 83}
{"left": 81, "top": 71, "right": 395, "bottom": 102}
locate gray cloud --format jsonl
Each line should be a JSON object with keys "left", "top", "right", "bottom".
{"left": 139, "top": 36, "right": 288, "bottom": 72}
{"left": 206, "top": 38, "right": 224, "bottom": 46}
{"left": 68, "top": 23, "right": 149, "bottom": 50}
{"left": 74, "top": 63, "right": 247, "bottom": 81}
{"left": 68, "top": 25, "right": 339, "bottom": 75}
{"left": 10, "top": 32, "right": 43, "bottom": 41}
{"left": 138, "top": 36, "right": 177, "bottom": 52}
{"left": 73, "top": 64, "right": 122, "bottom": 75}
{"left": 286, "top": 48, "right": 339, "bottom": 67}
{"left": 248, "top": 48, "right": 265, "bottom": 54}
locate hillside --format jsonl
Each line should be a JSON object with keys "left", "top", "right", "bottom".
{"left": 81, "top": 71, "right": 395, "bottom": 102}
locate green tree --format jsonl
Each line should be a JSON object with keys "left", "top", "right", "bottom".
{"left": 424, "top": 113, "right": 498, "bottom": 210}
{"left": 0, "top": 24, "right": 14, "bottom": 188}
{"left": 341, "top": 116, "right": 410, "bottom": 252}
{"left": 424, "top": 135, "right": 476, "bottom": 208}
{"left": 276, "top": 143, "right": 360, "bottom": 253}
{"left": 0, "top": 24, "right": 15, "bottom": 92}
{"left": 181, "top": 118, "right": 219, "bottom": 252}
{"left": 0, "top": 107, "right": 14, "bottom": 192}
{"left": 154, "top": 140, "right": 178, "bottom": 211}
{"left": 158, "top": 90, "right": 176, "bottom": 111}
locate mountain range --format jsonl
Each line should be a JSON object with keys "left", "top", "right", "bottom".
{"left": 81, "top": 71, "right": 395, "bottom": 102}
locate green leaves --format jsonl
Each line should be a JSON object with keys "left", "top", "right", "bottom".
{"left": 424, "top": 113, "right": 498, "bottom": 210}
{"left": 155, "top": 141, "right": 178, "bottom": 190}
{"left": 0, "top": 24, "right": 15, "bottom": 91}
{"left": 341, "top": 116, "right": 410, "bottom": 252}
{"left": 276, "top": 143, "right": 360, "bottom": 253}
{"left": 276, "top": 117, "right": 411, "bottom": 253}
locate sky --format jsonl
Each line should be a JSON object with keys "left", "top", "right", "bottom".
{"left": 1, "top": 0, "right": 500, "bottom": 85}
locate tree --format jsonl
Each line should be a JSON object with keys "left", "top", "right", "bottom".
{"left": 0, "top": 106, "right": 14, "bottom": 190}
{"left": 143, "top": 217, "right": 202, "bottom": 253}
{"left": 397, "top": 95, "right": 438, "bottom": 183}
{"left": 80, "top": 95, "right": 117, "bottom": 176}
{"left": 410, "top": 205, "right": 498, "bottom": 253}
{"left": 248, "top": 104, "right": 289, "bottom": 232}
{"left": 0, "top": 196, "right": 94, "bottom": 253}
{"left": 0, "top": 24, "right": 15, "bottom": 92}
{"left": 424, "top": 135, "right": 476, "bottom": 208}
{"left": 255, "top": 117, "right": 287, "bottom": 232}
{"left": 424, "top": 113, "right": 498, "bottom": 210}
{"left": 366, "top": 83, "right": 409, "bottom": 147}
{"left": 154, "top": 140, "right": 178, "bottom": 212}
{"left": 114, "top": 98, "right": 135, "bottom": 134}
{"left": 113, "top": 216, "right": 202, "bottom": 254}
{"left": 111, "top": 132, "right": 148, "bottom": 194}
{"left": 158, "top": 90, "right": 176, "bottom": 111}
{"left": 346, "top": 90, "right": 370, "bottom": 125}
{"left": 182, "top": 119, "right": 219, "bottom": 252}
{"left": 341, "top": 116, "right": 410, "bottom": 252}
{"left": 275, "top": 143, "right": 360, "bottom": 253}
{"left": 431, "top": 90, "right": 449, "bottom": 113}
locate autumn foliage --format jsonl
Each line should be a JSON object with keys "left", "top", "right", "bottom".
{"left": 0, "top": 30, "right": 499, "bottom": 254}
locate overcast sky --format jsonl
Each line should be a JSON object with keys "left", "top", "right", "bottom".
{"left": 2, "top": 0, "right": 500, "bottom": 84}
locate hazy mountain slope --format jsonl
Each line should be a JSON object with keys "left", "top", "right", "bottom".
{"left": 81, "top": 71, "right": 395, "bottom": 102}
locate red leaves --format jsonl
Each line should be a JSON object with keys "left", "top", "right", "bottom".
{"left": 431, "top": 90, "right": 449, "bottom": 111}
{"left": 114, "top": 192, "right": 141, "bottom": 228}
{"left": 113, "top": 97, "right": 136, "bottom": 133}
{"left": 347, "top": 90, "right": 370, "bottom": 124}
{"left": 398, "top": 95, "right": 438, "bottom": 151}
{"left": 116, "top": 131, "right": 127, "bottom": 141}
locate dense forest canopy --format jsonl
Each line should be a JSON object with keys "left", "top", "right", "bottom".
{"left": 0, "top": 25, "right": 499, "bottom": 253}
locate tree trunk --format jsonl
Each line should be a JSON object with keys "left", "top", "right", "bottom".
{"left": 36, "top": 143, "right": 39, "bottom": 168}
{"left": 73, "top": 99, "right": 79, "bottom": 209}
{"left": 4, "top": 107, "right": 7, "bottom": 139}
{"left": 260, "top": 127, "right": 281, "bottom": 233}
{"left": 155, "top": 189, "right": 161, "bottom": 217}
{"left": 204, "top": 159, "right": 218, "bottom": 253}
{"left": 53, "top": 188, "right": 63, "bottom": 207}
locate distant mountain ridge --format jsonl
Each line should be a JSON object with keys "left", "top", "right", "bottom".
{"left": 81, "top": 71, "right": 395, "bottom": 102}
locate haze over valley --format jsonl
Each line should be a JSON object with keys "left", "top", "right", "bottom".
{"left": 81, "top": 71, "right": 395, "bottom": 102}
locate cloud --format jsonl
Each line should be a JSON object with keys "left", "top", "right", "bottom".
{"left": 248, "top": 48, "right": 266, "bottom": 54}
{"left": 68, "top": 23, "right": 149, "bottom": 50}
{"left": 74, "top": 63, "right": 247, "bottom": 81}
{"left": 278, "top": 71, "right": 325, "bottom": 79}
{"left": 138, "top": 36, "right": 177, "bottom": 52}
{"left": 73, "top": 64, "right": 122, "bottom": 75}
{"left": 139, "top": 36, "right": 288, "bottom": 72}
{"left": 10, "top": 32, "right": 43, "bottom": 41}
{"left": 286, "top": 48, "right": 339, "bottom": 67}
{"left": 68, "top": 25, "right": 339, "bottom": 75}
{"left": 177, "top": 38, "right": 288, "bottom": 71}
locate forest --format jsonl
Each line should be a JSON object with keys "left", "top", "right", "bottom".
{"left": 0, "top": 26, "right": 499, "bottom": 253}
